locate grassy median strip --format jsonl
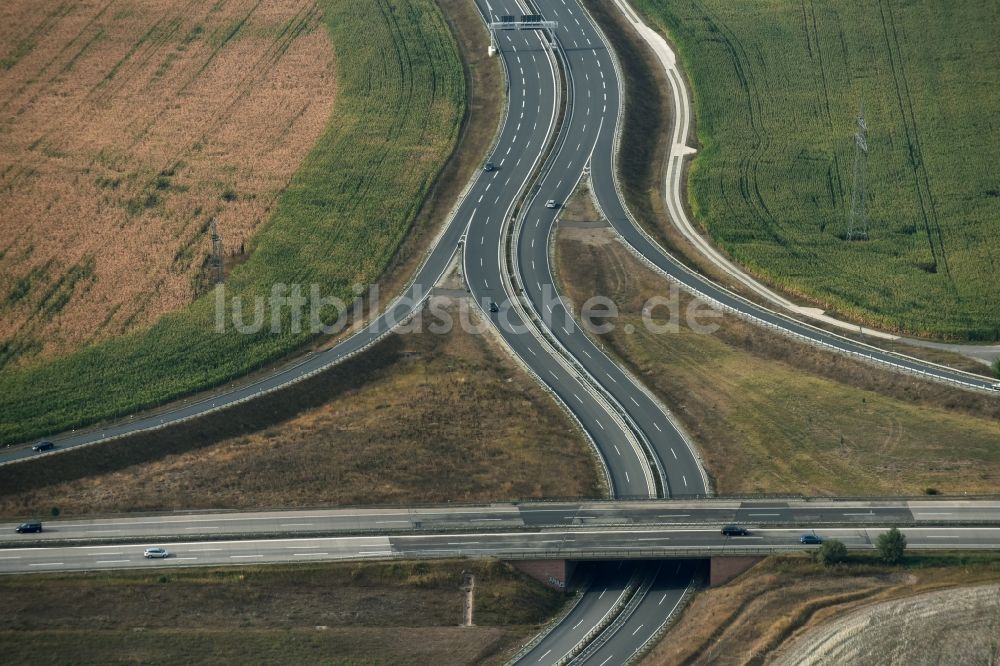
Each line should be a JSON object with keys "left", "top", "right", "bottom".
{"left": 0, "top": 0, "right": 465, "bottom": 444}
{"left": 629, "top": 0, "right": 1000, "bottom": 340}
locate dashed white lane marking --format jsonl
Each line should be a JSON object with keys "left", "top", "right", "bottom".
{"left": 614, "top": 445, "right": 621, "bottom": 456}
{"left": 671, "top": 448, "right": 678, "bottom": 459}
{"left": 630, "top": 397, "right": 639, "bottom": 406}
{"left": 632, "top": 624, "right": 645, "bottom": 636}
{"left": 484, "top": 279, "right": 489, "bottom": 288}
{"left": 480, "top": 257, "right": 483, "bottom": 267}
{"left": 683, "top": 475, "right": 688, "bottom": 487}
{"left": 550, "top": 370, "right": 559, "bottom": 379}
{"left": 574, "top": 393, "right": 583, "bottom": 403}
{"left": 537, "top": 650, "right": 552, "bottom": 663}
{"left": 605, "top": 373, "right": 617, "bottom": 383}
{"left": 96, "top": 560, "right": 130, "bottom": 565}
{"left": 625, "top": 471, "right": 630, "bottom": 483}
{"left": 654, "top": 422, "right": 662, "bottom": 431}
{"left": 659, "top": 594, "right": 669, "bottom": 605}
{"left": 582, "top": 349, "right": 591, "bottom": 358}
{"left": 595, "top": 419, "right": 604, "bottom": 430}
{"left": 527, "top": 346, "right": 537, "bottom": 356}
{"left": 576, "top": 143, "right": 581, "bottom": 151}
{"left": 478, "top": 195, "right": 484, "bottom": 203}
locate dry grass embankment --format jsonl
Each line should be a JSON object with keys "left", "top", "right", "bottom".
{"left": 640, "top": 553, "right": 1000, "bottom": 666}
{"left": 0, "top": 300, "right": 599, "bottom": 517}
{"left": 0, "top": 0, "right": 336, "bottom": 366}
{"left": 554, "top": 193, "right": 1000, "bottom": 496}
{"left": 0, "top": 560, "right": 564, "bottom": 665}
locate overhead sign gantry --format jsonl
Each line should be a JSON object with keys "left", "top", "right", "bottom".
{"left": 488, "top": 14, "right": 558, "bottom": 55}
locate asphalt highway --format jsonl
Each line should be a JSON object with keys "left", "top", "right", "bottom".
{"left": 3, "top": 527, "right": 999, "bottom": 575}
{"left": 492, "top": 1, "right": 711, "bottom": 661}
{"left": 7, "top": 499, "right": 996, "bottom": 544}
{"left": 572, "top": 560, "right": 696, "bottom": 666}
{"left": 464, "top": 0, "right": 656, "bottom": 499}
{"left": 3, "top": 0, "right": 995, "bottom": 662}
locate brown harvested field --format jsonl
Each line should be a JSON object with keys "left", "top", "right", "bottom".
{"left": 0, "top": 560, "right": 565, "bottom": 665}
{"left": 553, "top": 186, "right": 1000, "bottom": 496}
{"left": 640, "top": 554, "right": 1000, "bottom": 666}
{"left": 771, "top": 583, "right": 1000, "bottom": 666}
{"left": 0, "top": 0, "right": 335, "bottom": 368}
{"left": 0, "top": 299, "right": 601, "bottom": 516}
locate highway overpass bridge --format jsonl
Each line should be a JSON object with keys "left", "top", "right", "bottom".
{"left": 3, "top": 498, "right": 998, "bottom": 582}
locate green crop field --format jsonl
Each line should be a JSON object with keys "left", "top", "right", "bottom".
{"left": 0, "top": 0, "right": 464, "bottom": 444}
{"left": 632, "top": 0, "right": 1000, "bottom": 340}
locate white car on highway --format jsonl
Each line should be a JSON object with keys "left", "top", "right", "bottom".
{"left": 143, "top": 547, "right": 170, "bottom": 559}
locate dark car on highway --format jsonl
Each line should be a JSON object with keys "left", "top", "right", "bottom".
{"left": 32, "top": 441, "right": 55, "bottom": 452}
{"left": 721, "top": 524, "right": 750, "bottom": 537}
{"left": 799, "top": 533, "right": 823, "bottom": 545}
{"left": 15, "top": 521, "right": 42, "bottom": 534}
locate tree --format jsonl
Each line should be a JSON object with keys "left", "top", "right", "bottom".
{"left": 817, "top": 539, "right": 848, "bottom": 566}
{"left": 877, "top": 527, "right": 907, "bottom": 564}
